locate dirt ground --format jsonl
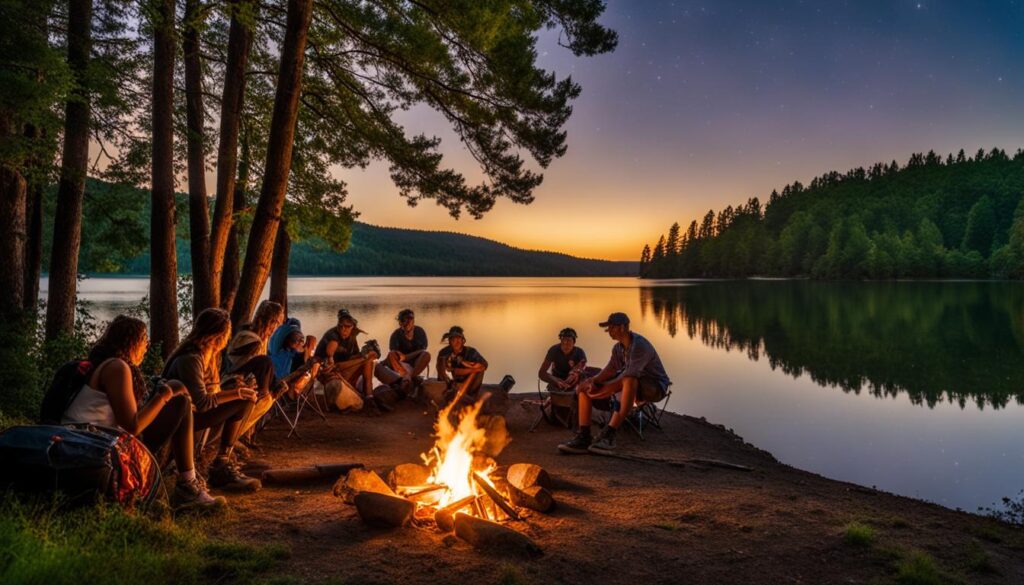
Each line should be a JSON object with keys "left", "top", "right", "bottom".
{"left": 210, "top": 395, "right": 1024, "bottom": 585}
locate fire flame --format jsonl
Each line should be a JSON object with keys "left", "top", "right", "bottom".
{"left": 417, "top": 392, "right": 503, "bottom": 520}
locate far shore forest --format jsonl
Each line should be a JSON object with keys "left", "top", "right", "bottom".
{"left": 640, "top": 148, "right": 1024, "bottom": 280}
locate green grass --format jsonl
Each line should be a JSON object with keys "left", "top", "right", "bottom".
{"left": 0, "top": 496, "right": 288, "bottom": 585}
{"left": 895, "top": 550, "right": 950, "bottom": 585}
{"left": 654, "top": 521, "right": 683, "bottom": 531}
{"left": 964, "top": 541, "right": 998, "bottom": 575}
{"left": 843, "top": 521, "right": 876, "bottom": 547}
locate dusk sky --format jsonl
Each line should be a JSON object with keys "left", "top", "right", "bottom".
{"left": 335, "top": 1, "right": 1024, "bottom": 260}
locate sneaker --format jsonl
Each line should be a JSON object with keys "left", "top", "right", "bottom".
{"left": 208, "top": 457, "right": 262, "bottom": 492}
{"left": 173, "top": 476, "right": 226, "bottom": 510}
{"left": 557, "top": 429, "right": 593, "bottom": 455}
{"left": 588, "top": 427, "right": 617, "bottom": 455}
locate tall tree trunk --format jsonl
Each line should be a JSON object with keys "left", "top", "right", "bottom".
{"left": 23, "top": 178, "right": 43, "bottom": 311}
{"left": 231, "top": 0, "right": 313, "bottom": 329}
{"left": 220, "top": 127, "right": 250, "bottom": 312}
{"left": 45, "top": 0, "right": 92, "bottom": 340}
{"left": 209, "top": 0, "right": 255, "bottom": 307}
{"left": 269, "top": 219, "right": 290, "bottom": 315}
{"left": 150, "top": 0, "right": 179, "bottom": 357}
{"left": 0, "top": 115, "right": 28, "bottom": 319}
{"left": 183, "top": 0, "right": 213, "bottom": 314}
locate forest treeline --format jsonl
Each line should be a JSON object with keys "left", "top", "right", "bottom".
{"left": 50, "top": 179, "right": 635, "bottom": 277}
{"left": 640, "top": 148, "right": 1024, "bottom": 279}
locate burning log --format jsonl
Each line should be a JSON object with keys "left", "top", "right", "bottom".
{"left": 261, "top": 463, "right": 364, "bottom": 486}
{"left": 354, "top": 492, "right": 416, "bottom": 528}
{"left": 401, "top": 485, "right": 445, "bottom": 499}
{"left": 471, "top": 471, "right": 520, "bottom": 521}
{"left": 333, "top": 469, "right": 395, "bottom": 504}
{"left": 434, "top": 495, "right": 477, "bottom": 532}
{"left": 453, "top": 512, "right": 542, "bottom": 557}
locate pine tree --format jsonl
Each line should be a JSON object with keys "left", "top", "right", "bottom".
{"left": 665, "top": 222, "right": 681, "bottom": 256}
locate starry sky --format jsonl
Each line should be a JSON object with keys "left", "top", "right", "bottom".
{"left": 341, "top": 0, "right": 1024, "bottom": 261}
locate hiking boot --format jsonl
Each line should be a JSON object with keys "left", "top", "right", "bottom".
{"left": 173, "top": 476, "right": 226, "bottom": 511}
{"left": 557, "top": 429, "right": 592, "bottom": 455}
{"left": 588, "top": 426, "right": 617, "bottom": 455}
{"left": 208, "top": 457, "right": 262, "bottom": 492}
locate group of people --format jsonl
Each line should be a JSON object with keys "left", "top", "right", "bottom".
{"left": 58, "top": 301, "right": 669, "bottom": 512}
{"left": 58, "top": 303, "right": 499, "bottom": 510}
{"left": 537, "top": 312, "right": 672, "bottom": 455}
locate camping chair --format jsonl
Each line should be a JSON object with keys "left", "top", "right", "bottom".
{"left": 529, "top": 379, "right": 578, "bottom": 432}
{"left": 597, "top": 384, "right": 673, "bottom": 440}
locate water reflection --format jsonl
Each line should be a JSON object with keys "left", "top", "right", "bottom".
{"left": 641, "top": 281, "right": 1024, "bottom": 410}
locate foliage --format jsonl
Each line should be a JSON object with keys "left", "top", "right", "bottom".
{"left": 0, "top": 497, "right": 288, "bottom": 585}
{"left": 641, "top": 149, "right": 1024, "bottom": 279}
{"left": 842, "top": 521, "right": 875, "bottom": 547}
{"left": 894, "top": 550, "right": 949, "bottom": 585}
{"left": 980, "top": 490, "right": 1024, "bottom": 528}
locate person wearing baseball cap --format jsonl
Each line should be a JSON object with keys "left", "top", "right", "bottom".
{"left": 558, "top": 312, "right": 671, "bottom": 455}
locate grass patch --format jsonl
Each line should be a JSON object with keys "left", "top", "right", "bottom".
{"left": 964, "top": 541, "right": 998, "bottom": 575}
{"left": 654, "top": 521, "right": 683, "bottom": 531}
{"left": 890, "top": 516, "right": 911, "bottom": 529}
{"left": 0, "top": 496, "right": 288, "bottom": 585}
{"left": 843, "top": 521, "right": 876, "bottom": 547}
{"left": 895, "top": 550, "right": 950, "bottom": 585}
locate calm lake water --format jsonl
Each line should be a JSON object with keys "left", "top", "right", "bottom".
{"left": 62, "top": 276, "right": 1024, "bottom": 512}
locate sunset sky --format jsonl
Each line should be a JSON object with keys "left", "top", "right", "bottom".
{"left": 333, "top": 1, "right": 1024, "bottom": 260}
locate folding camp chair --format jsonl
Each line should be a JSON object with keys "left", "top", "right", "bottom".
{"left": 597, "top": 384, "right": 673, "bottom": 440}
{"left": 529, "top": 379, "right": 579, "bottom": 432}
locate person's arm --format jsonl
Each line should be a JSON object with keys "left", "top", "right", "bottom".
{"left": 324, "top": 339, "right": 339, "bottom": 366}
{"left": 175, "top": 354, "right": 251, "bottom": 412}
{"left": 303, "top": 335, "right": 316, "bottom": 361}
{"left": 102, "top": 360, "right": 187, "bottom": 435}
{"left": 538, "top": 357, "right": 558, "bottom": 386}
{"left": 436, "top": 353, "right": 449, "bottom": 383}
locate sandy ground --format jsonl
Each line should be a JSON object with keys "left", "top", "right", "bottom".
{"left": 209, "top": 395, "right": 1024, "bottom": 585}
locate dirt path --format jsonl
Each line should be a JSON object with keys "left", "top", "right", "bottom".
{"left": 211, "top": 396, "right": 1024, "bottom": 584}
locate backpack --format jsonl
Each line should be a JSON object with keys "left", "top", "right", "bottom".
{"left": 0, "top": 424, "right": 164, "bottom": 510}
{"left": 39, "top": 359, "right": 94, "bottom": 424}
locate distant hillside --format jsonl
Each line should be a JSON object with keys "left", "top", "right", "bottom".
{"left": 641, "top": 147, "right": 1024, "bottom": 279}
{"left": 42, "top": 179, "right": 636, "bottom": 277}
{"left": 289, "top": 223, "right": 637, "bottom": 276}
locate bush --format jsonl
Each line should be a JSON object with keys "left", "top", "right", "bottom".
{"left": 895, "top": 551, "right": 947, "bottom": 585}
{"left": 843, "top": 521, "right": 876, "bottom": 547}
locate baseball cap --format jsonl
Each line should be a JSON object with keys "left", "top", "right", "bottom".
{"left": 598, "top": 312, "right": 630, "bottom": 328}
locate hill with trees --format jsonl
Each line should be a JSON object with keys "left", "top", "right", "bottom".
{"left": 42, "top": 179, "right": 636, "bottom": 277}
{"left": 640, "top": 148, "right": 1024, "bottom": 279}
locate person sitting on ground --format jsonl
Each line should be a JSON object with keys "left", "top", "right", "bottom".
{"left": 558, "top": 312, "right": 671, "bottom": 455}
{"left": 225, "top": 300, "right": 289, "bottom": 435}
{"left": 436, "top": 326, "right": 488, "bottom": 405}
{"left": 314, "top": 309, "right": 379, "bottom": 409}
{"left": 163, "top": 308, "right": 262, "bottom": 491}
{"left": 61, "top": 315, "right": 221, "bottom": 509}
{"left": 269, "top": 317, "right": 318, "bottom": 392}
{"left": 539, "top": 327, "right": 590, "bottom": 392}
{"left": 387, "top": 308, "right": 430, "bottom": 389}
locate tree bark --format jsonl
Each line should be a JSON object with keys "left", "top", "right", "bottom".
{"left": 0, "top": 134, "right": 27, "bottom": 319}
{"left": 45, "top": 0, "right": 92, "bottom": 340}
{"left": 220, "top": 127, "right": 250, "bottom": 312}
{"left": 269, "top": 219, "right": 291, "bottom": 315}
{"left": 150, "top": 0, "right": 179, "bottom": 357}
{"left": 23, "top": 179, "right": 43, "bottom": 311}
{"left": 231, "top": 0, "right": 313, "bottom": 330}
{"left": 183, "top": 0, "right": 213, "bottom": 315}
{"left": 209, "top": 0, "right": 255, "bottom": 307}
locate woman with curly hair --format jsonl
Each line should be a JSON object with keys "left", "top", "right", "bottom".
{"left": 62, "top": 315, "right": 221, "bottom": 509}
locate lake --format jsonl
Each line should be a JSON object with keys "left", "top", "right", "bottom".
{"left": 61, "top": 276, "right": 1024, "bottom": 512}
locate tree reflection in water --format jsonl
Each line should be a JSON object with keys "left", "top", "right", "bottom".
{"left": 640, "top": 281, "right": 1024, "bottom": 410}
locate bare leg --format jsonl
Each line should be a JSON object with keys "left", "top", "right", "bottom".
{"left": 577, "top": 391, "right": 593, "bottom": 426}
{"left": 362, "top": 359, "right": 376, "bottom": 396}
{"left": 173, "top": 404, "right": 194, "bottom": 471}
{"left": 608, "top": 377, "right": 638, "bottom": 429}
{"left": 409, "top": 351, "right": 431, "bottom": 378}
{"left": 387, "top": 351, "right": 403, "bottom": 374}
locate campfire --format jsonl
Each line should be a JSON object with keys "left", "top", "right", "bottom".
{"left": 399, "top": 396, "right": 519, "bottom": 524}
{"left": 333, "top": 385, "right": 553, "bottom": 555}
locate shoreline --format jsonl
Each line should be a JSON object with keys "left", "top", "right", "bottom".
{"left": 211, "top": 396, "right": 1024, "bottom": 584}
